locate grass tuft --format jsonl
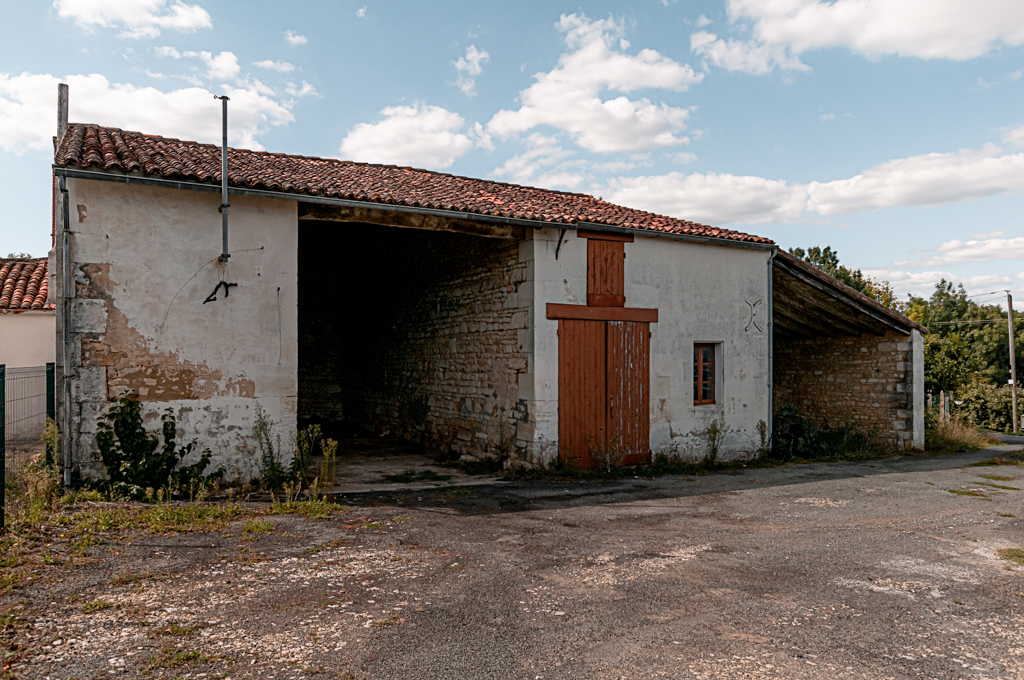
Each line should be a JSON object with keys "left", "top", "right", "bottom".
{"left": 269, "top": 497, "right": 339, "bottom": 520}
{"left": 83, "top": 599, "right": 113, "bottom": 613}
{"left": 384, "top": 469, "right": 452, "bottom": 483}
{"left": 995, "top": 548, "right": 1024, "bottom": 566}
{"left": 948, "top": 489, "right": 990, "bottom": 499}
{"left": 927, "top": 417, "right": 997, "bottom": 454}
{"left": 974, "top": 481, "right": 1020, "bottom": 490}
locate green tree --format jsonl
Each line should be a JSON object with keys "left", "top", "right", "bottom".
{"left": 789, "top": 245, "right": 903, "bottom": 311}
{"left": 923, "top": 332, "right": 980, "bottom": 393}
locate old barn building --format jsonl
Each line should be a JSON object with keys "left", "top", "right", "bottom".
{"left": 50, "top": 113, "right": 925, "bottom": 479}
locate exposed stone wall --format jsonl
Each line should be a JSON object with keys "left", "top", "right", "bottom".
{"left": 773, "top": 330, "right": 917, "bottom": 449}
{"left": 299, "top": 223, "right": 531, "bottom": 458}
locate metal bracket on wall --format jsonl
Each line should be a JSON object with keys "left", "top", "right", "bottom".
{"left": 203, "top": 281, "right": 238, "bottom": 304}
{"left": 555, "top": 229, "right": 567, "bottom": 260}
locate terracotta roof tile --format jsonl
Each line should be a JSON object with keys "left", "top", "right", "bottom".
{"left": 0, "top": 258, "right": 51, "bottom": 311}
{"left": 55, "top": 124, "right": 773, "bottom": 245}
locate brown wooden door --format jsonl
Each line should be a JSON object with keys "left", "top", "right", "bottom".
{"left": 558, "top": 319, "right": 650, "bottom": 468}
{"left": 558, "top": 319, "right": 607, "bottom": 465}
{"left": 607, "top": 321, "right": 650, "bottom": 465}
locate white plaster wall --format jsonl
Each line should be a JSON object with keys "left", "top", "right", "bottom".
{"left": 65, "top": 178, "right": 297, "bottom": 479}
{"left": 0, "top": 312, "right": 55, "bottom": 368}
{"left": 529, "top": 229, "right": 771, "bottom": 464}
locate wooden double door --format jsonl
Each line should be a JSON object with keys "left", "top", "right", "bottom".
{"left": 558, "top": 318, "right": 651, "bottom": 468}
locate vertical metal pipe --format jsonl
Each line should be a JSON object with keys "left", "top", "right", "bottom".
{"left": 1, "top": 364, "right": 5, "bottom": 533}
{"left": 59, "top": 175, "right": 72, "bottom": 486}
{"left": 767, "top": 247, "right": 777, "bottom": 449}
{"left": 1009, "top": 292, "right": 1018, "bottom": 433}
{"left": 214, "top": 95, "right": 230, "bottom": 261}
{"left": 46, "top": 362, "right": 55, "bottom": 420}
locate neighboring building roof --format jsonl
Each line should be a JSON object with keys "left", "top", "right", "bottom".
{"left": 54, "top": 123, "right": 773, "bottom": 245}
{"left": 0, "top": 258, "right": 51, "bottom": 311}
{"left": 773, "top": 250, "right": 927, "bottom": 337}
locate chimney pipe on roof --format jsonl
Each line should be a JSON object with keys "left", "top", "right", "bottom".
{"left": 213, "top": 94, "right": 230, "bottom": 262}
{"left": 57, "top": 83, "right": 68, "bottom": 145}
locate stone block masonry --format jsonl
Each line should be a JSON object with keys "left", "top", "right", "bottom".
{"left": 773, "top": 330, "right": 918, "bottom": 449}
{"left": 299, "top": 223, "right": 531, "bottom": 459}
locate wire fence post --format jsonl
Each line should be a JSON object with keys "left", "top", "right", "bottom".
{"left": 1, "top": 364, "right": 6, "bottom": 534}
{"left": 46, "top": 362, "right": 55, "bottom": 421}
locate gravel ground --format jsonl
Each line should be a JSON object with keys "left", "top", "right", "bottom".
{"left": 4, "top": 447, "right": 1024, "bottom": 679}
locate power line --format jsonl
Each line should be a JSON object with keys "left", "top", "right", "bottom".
{"left": 933, "top": 319, "right": 1011, "bottom": 325}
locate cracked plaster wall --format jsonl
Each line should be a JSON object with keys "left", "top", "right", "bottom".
{"left": 61, "top": 178, "right": 297, "bottom": 480}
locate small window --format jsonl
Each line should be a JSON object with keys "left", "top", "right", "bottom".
{"left": 694, "top": 343, "right": 716, "bottom": 405}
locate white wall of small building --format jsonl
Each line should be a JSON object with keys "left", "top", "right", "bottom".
{"left": 0, "top": 311, "right": 55, "bottom": 368}
{"left": 62, "top": 178, "right": 297, "bottom": 479}
{"left": 527, "top": 228, "right": 771, "bottom": 465}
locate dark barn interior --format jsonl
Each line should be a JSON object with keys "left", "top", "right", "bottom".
{"left": 297, "top": 218, "right": 530, "bottom": 459}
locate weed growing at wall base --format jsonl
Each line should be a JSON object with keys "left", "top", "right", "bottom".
{"left": 768, "top": 404, "right": 885, "bottom": 462}
{"left": 96, "top": 394, "right": 224, "bottom": 500}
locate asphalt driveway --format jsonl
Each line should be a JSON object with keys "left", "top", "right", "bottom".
{"left": 8, "top": 446, "right": 1024, "bottom": 679}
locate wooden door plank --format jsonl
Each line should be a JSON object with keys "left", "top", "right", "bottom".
{"left": 558, "top": 319, "right": 606, "bottom": 468}
{"left": 607, "top": 321, "right": 651, "bottom": 466}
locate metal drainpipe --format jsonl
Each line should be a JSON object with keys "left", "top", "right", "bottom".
{"left": 214, "top": 95, "right": 230, "bottom": 262}
{"left": 767, "top": 247, "right": 777, "bottom": 448}
{"left": 58, "top": 175, "right": 73, "bottom": 486}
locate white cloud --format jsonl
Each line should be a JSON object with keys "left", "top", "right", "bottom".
{"left": 690, "top": 30, "right": 808, "bottom": 74}
{"left": 0, "top": 71, "right": 295, "bottom": 153}
{"left": 724, "top": 0, "right": 1024, "bottom": 66}
{"left": 891, "top": 235, "right": 1024, "bottom": 268}
{"left": 154, "top": 45, "right": 182, "bottom": 58}
{"left": 968, "top": 230, "right": 1010, "bottom": 240}
{"left": 284, "top": 81, "right": 318, "bottom": 98}
{"left": 54, "top": 0, "right": 212, "bottom": 39}
{"left": 861, "top": 268, "right": 1013, "bottom": 297}
{"left": 599, "top": 171, "right": 807, "bottom": 225}
{"left": 594, "top": 140, "right": 1024, "bottom": 226}
{"left": 1003, "top": 124, "right": 1024, "bottom": 147}
{"left": 487, "top": 13, "right": 703, "bottom": 154}
{"left": 356, "top": 6, "right": 366, "bottom": 18}
{"left": 453, "top": 45, "right": 489, "bottom": 98}
{"left": 284, "top": 30, "right": 307, "bottom": 46}
{"left": 339, "top": 102, "right": 475, "bottom": 168}
{"left": 254, "top": 60, "right": 295, "bottom": 73}
{"left": 672, "top": 151, "right": 698, "bottom": 164}
{"left": 491, "top": 134, "right": 583, "bottom": 188}
{"left": 806, "top": 144, "right": 1024, "bottom": 215}
{"left": 819, "top": 113, "right": 836, "bottom": 121}
{"left": 182, "top": 50, "right": 239, "bottom": 80}
{"left": 695, "top": 14, "right": 712, "bottom": 28}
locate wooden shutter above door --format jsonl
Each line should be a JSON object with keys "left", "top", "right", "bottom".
{"left": 579, "top": 229, "right": 632, "bottom": 308}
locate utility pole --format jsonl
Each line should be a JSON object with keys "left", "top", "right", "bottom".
{"left": 1009, "top": 291, "right": 1019, "bottom": 433}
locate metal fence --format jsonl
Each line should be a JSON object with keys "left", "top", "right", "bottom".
{"left": 5, "top": 365, "right": 51, "bottom": 443}
{"left": 2, "top": 363, "right": 55, "bottom": 530}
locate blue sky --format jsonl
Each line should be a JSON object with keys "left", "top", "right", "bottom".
{"left": 3, "top": 1, "right": 1024, "bottom": 305}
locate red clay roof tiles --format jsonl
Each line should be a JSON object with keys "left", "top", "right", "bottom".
{"left": 54, "top": 123, "right": 773, "bottom": 245}
{"left": 0, "top": 258, "right": 51, "bottom": 311}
